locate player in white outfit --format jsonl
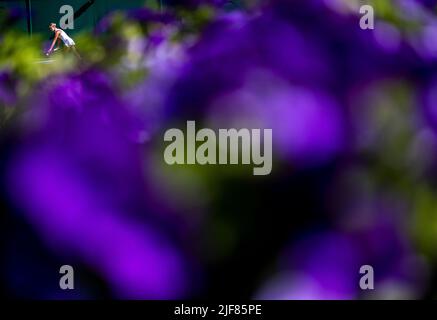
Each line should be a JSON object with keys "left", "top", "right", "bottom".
{"left": 47, "top": 23, "right": 81, "bottom": 59}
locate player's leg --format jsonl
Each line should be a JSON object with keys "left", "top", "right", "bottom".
{"left": 70, "top": 45, "right": 82, "bottom": 60}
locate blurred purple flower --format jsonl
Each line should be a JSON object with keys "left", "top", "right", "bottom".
{"left": 422, "top": 78, "right": 437, "bottom": 133}
{"left": 96, "top": 7, "right": 176, "bottom": 35}
{"left": 0, "top": 70, "right": 18, "bottom": 106}
{"left": 414, "top": 0, "right": 437, "bottom": 9}
{"left": 166, "top": 5, "right": 352, "bottom": 165}
{"left": 256, "top": 232, "right": 360, "bottom": 300}
{"left": 6, "top": 69, "right": 190, "bottom": 298}
{"left": 126, "top": 8, "right": 176, "bottom": 25}
{"left": 164, "top": 0, "right": 227, "bottom": 9}
{"left": 257, "top": 199, "right": 426, "bottom": 299}
{"left": 205, "top": 72, "right": 345, "bottom": 165}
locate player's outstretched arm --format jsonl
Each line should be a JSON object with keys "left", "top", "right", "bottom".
{"left": 46, "top": 31, "right": 60, "bottom": 56}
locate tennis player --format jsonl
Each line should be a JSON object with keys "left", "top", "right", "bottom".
{"left": 46, "top": 23, "right": 81, "bottom": 59}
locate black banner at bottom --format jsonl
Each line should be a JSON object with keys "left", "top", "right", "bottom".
{"left": 4, "top": 300, "right": 434, "bottom": 319}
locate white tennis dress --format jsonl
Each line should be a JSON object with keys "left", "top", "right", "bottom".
{"left": 57, "top": 29, "right": 75, "bottom": 47}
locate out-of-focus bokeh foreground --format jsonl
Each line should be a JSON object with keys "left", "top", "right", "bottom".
{"left": 2, "top": 0, "right": 437, "bottom": 299}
